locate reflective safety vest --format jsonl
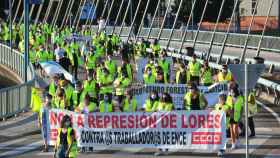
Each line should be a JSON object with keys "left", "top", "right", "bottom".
{"left": 114, "top": 77, "right": 131, "bottom": 96}
{"left": 29, "top": 51, "right": 36, "bottom": 64}
{"left": 105, "top": 60, "right": 116, "bottom": 75}
{"left": 78, "top": 102, "right": 96, "bottom": 113}
{"left": 248, "top": 92, "right": 257, "bottom": 117}
{"left": 99, "top": 101, "right": 113, "bottom": 112}
{"left": 176, "top": 69, "right": 189, "bottom": 84}
{"left": 143, "top": 73, "right": 156, "bottom": 84}
{"left": 217, "top": 72, "right": 233, "bottom": 82}
{"left": 48, "top": 81, "right": 57, "bottom": 97}
{"left": 56, "top": 128, "right": 77, "bottom": 158}
{"left": 157, "top": 102, "right": 173, "bottom": 111}
{"left": 99, "top": 74, "right": 113, "bottom": 94}
{"left": 86, "top": 55, "right": 96, "bottom": 70}
{"left": 144, "top": 99, "right": 159, "bottom": 112}
{"left": 184, "top": 92, "right": 205, "bottom": 110}
{"left": 72, "top": 90, "right": 87, "bottom": 108}
{"left": 188, "top": 61, "right": 200, "bottom": 77}
{"left": 226, "top": 95, "right": 244, "bottom": 122}
{"left": 201, "top": 68, "right": 213, "bottom": 85}
{"left": 30, "top": 88, "right": 42, "bottom": 113}
{"left": 123, "top": 97, "right": 137, "bottom": 112}
{"left": 83, "top": 80, "right": 97, "bottom": 98}
{"left": 158, "top": 60, "right": 169, "bottom": 74}
{"left": 151, "top": 44, "right": 160, "bottom": 56}
{"left": 62, "top": 84, "right": 74, "bottom": 104}
{"left": 215, "top": 103, "right": 230, "bottom": 129}
{"left": 54, "top": 97, "right": 66, "bottom": 109}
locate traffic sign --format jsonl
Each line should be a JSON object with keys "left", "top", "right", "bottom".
{"left": 228, "top": 64, "right": 265, "bottom": 90}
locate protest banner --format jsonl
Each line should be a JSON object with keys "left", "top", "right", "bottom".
{"left": 46, "top": 109, "right": 227, "bottom": 151}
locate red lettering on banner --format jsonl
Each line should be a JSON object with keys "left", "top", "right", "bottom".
{"left": 57, "top": 112, "right": 64, "bottom": 126}
{"left": 198, "top": 115, "right": 206, "bottom": 128}
{"left": 207, "top": 115, "right": 214, "bottom": 128}
{"left": 189, "top": 114, "right": 197, "bottom": 128}
{"left": 103, "top": 115, "right": 110, "bottom": 128}
{"left": 127, "top": 115, "right": 134, "bottom": 128}
{"left": 77, "top": 114, "right": 84, "bottom": 128}
{"left": 140, "top": 115, "right": 148, "bottom": 128}
{"left": 88, "top": 114, "right": 95, "bottom": 128}
{"left": 214, "top": 114, "right": 221, "bottom": 128}
{"left": 96, "top": 115, "right": 103, "bottom": 128}
{"left": 120, "top": 115, "right": 126, "bottom": 128}
{"left": 50, "top": 112, "right": 57, "bottom": 126}
{"left": 50, "top": 128, "right": 58, "bottom": 141}
{"left": 149, "top": 115, "right": 157, "bottom": 128}
{"left": 191, "top": 132, "right": 222, "bottom": 144}
{"left": 181, "top": 114, "right": 188, "bottom": 128}
{"left": 170, "top": 114, "right": 177, "bottom": 128}
{"left": 161, "top": 114, "right": 168, "bottom": 128}
{"left": 112, "top": 115, "right": 119, "bottom": 128}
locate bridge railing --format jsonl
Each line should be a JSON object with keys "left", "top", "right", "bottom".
{"left": 0, "top": 43, "right": 35, "bottom": 120}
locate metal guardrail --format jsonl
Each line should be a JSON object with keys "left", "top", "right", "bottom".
{"left": 96, "top": 26, "right": 280, "bottom": 53}
{"left": 0, "top": 43, "right": 35, "bottom": 120}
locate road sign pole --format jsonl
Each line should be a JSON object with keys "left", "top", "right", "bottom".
{"left": 245, "top": 63, "right": 249, "bottom": 158}
{"left": 24, "top": 0, "right": 29, "bottom": 82}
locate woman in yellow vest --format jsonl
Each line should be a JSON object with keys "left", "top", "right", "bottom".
{"left": 54, "top": 115, "right": 77, "bottom": 158}
{"left": 227, "top": 87, "right": 244, "bottom": 149}
{"left": 215, "top": 94, "right": 230, "bottom": 156}
{"left": 154, "top": 93, "right": 173, "bottom": 156}
{"left": 184, "top": 83, "right": 208, "bottom": 111}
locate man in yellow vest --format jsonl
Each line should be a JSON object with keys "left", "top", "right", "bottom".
{"left": 71, "top": 81, "right": 87, "bottom": 110}
{"left": 248, "top": 90, "right": 257, "bottom": 137}
{"left": 143, "top": 91, "right": 159, "bottom": 112}
{"left": 143, "top": 67, "right": 156, "bottom": 84}
{"left": 122, "top": 90, "right": 137, "bottom": 112}
{"left": 184, "top": 83, "right": 208, "bottom": 110}
{"left": 99, "top": 93, "right": 113, "bottom": 112}
{"left": 188, "top": 54, "right": 201, "bottom": 85}
{"left": 176, "top": 63, "right": 188, "bottom": 84}
{"left": 217, "top": 65, "right": 233, "bottom": 82}
{"left": 114, "top": 72, "right": 131, "bottom": 103}
{"left": 76, "top": 94, "right": 97, "bottom": 113}
{"left": 200, "top": 61, "right": 213, "bottom": 86}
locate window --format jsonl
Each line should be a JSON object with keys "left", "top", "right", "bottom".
{"left": 252, "top": 0, "right": 258, "bottom": 15}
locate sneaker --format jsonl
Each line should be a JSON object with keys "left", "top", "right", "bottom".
{"left": 217, "top": 150, "right": 224, "bottom": 157}
{"left": 249, "top": 134, "right": 256, "bottom": 138}
{"left": 236, "top": 139, "right": 240, "bottom": 148}
{"left": 154, "top": 151, "right": 164, "bottom": 156}
{"left": 231, "top": 143, "right": 236, "bottom": 150}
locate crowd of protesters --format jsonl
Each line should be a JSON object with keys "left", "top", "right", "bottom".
{"left": 0, "top": 21, "right": 258, "bottom": 157}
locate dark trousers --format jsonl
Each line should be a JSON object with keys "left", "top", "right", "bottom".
{"left": 239, "top": 117, "right": 255, "bottom": 136}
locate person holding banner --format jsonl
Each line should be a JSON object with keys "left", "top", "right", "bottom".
{"left": 143, "top": 91, "right": 160, "bottom": 112}
{"left": 188, "top": 54, "right": 201, "bottom": 85}
{"left": 184, "top": 83, "right": 208, "bottom": 111}
{"left": 54, "top": 115, "right": 77, "bottom": 158}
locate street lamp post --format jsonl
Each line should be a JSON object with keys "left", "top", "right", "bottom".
{"left": 24, "top": 0, "right": 29, "bottom": 82}
{"left": 9, "top": 0, "right": 13, "bottom": 50}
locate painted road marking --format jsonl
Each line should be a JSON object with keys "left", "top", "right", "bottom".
{"left": 0, "top": 140, "right": 42, "bottom": 157}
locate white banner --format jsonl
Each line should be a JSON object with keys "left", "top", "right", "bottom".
{"left": 46, "top": 109, "right": 227, "bottom": 151}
